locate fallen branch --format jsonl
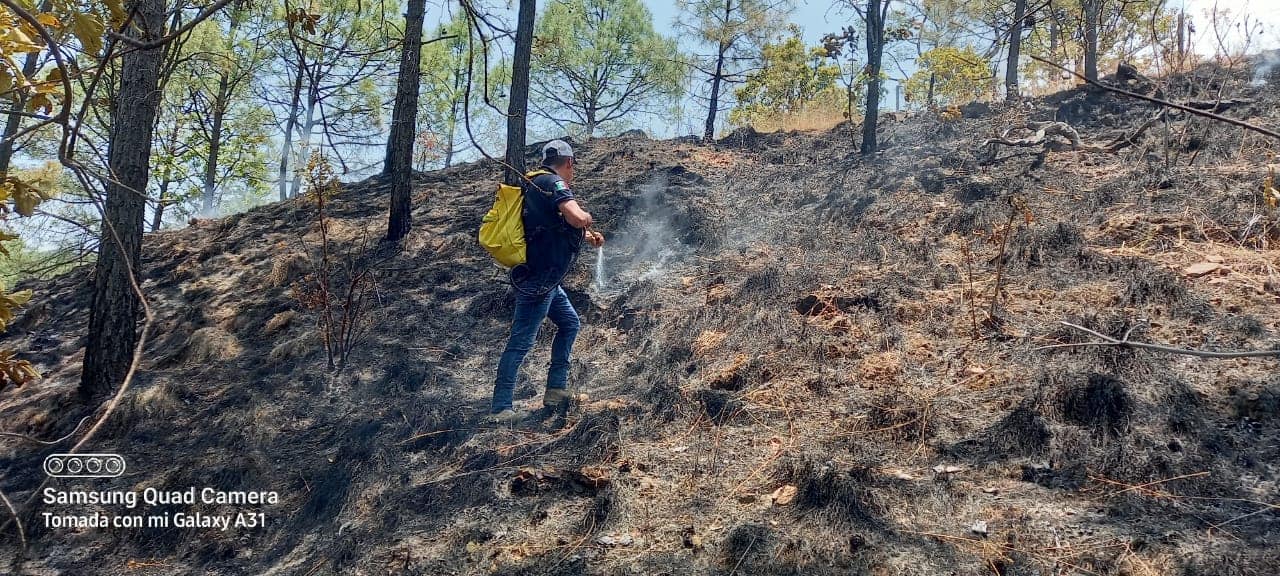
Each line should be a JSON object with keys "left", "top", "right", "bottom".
{"left": 0, "top": 483, "right": 24, "bottom": 550}
{"left": 0, "top": 415, "right": 92, "bottom": 445}
{"left": 1028, "top": 54, "right": 1280, "bottom": 141}
{"left": 985, "top": 113, "right": 1165, "bottom": 154}
{"left": 1036, "top": 321, "right": 1280, "bottom": 359}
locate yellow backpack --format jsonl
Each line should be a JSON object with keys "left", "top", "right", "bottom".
{"left": 479, "top": 168, "right": 552, "bottom": 267}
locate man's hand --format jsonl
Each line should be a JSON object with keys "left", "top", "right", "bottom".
{"left": 585, "top": 230, "right": 605, "bottom": 247}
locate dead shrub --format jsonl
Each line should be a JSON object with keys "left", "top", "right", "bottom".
{"left": 1058, "top": 373, "right": 1133, "bottom": 436}
{"left": 1230, "top": 380, "right": 1280, "bottom": 421}
{"left": 722, "top": 523, "right": 772, "bottom": 569}
{"left": 547, "top": 410, "right": 621, "bottom": 466}
{"left": 1123, "top": 266, "right": 1186, "bottom": 307}
{"left": 1014, "top": 221, "right": 1084, "bottom": 268}
{"left": 290, "top": 153, "right": 387, "bottom": 372}
{"left": 865, "top": 393, "right": 935, "bottom": 443}
{"left": 696, "top": 388, "right": 743, "bottom": 425}
{"left": 948, "top": 405, "right": 1052, "bottom": 461}
{"left": 643, "top": 374, "right": 684, "bottom": 422}
{"left": 942, "top": 201, "right": 1002, "bottom": 235}
{"left": 774, "top": 457, "right": 879, "bottom": 526}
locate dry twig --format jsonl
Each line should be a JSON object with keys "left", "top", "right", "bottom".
{"left": 1036, "top": 321, "right": 1280, "bottom": 358}
{"left": 0, "top": 416, "right": 92, "bottom": 445}
{"left": 0, "top": 484, "right": 24, "bottom": 551}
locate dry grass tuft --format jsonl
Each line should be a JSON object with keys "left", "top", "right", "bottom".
{"left": 180, "top": 327, "right": 243, "bottom": 364}
{"left": 264, "top": 310, "right": 296, "bottom": 335}
{"left": 692, "top": 330, "right": 727, "bottom": 358}
{"left": 268, "top": 252, "right": 309, "bottom": 288}
{"left": 748, "top": 107, "right": 848, "bottom": 134}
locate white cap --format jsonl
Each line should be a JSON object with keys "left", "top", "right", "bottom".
{"left": 542, "top": 139, "right": 574, "bottom": 161}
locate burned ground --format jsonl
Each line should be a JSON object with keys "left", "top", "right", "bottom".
{"left": 2, "top": 58, "right": 1279, "bottom": 574}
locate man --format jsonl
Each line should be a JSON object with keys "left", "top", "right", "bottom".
{"left": 490, "top": 140, "right": 605, "bottom": 424}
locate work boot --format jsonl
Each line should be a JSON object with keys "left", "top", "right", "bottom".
{"left": 487, "top": 408, "right": 526, "bottom": 426}
{"left": 543, "top": 387, "right": 572, "bottom": 409}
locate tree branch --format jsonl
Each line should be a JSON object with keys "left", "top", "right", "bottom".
{"left": 1028, "top": 54, "right": 1280, "bottom": 141}
{"left": 1036, "top": 321, "right": 1280, "bottom": 359}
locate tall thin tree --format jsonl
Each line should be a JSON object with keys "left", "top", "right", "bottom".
{"left": 81, "top": 0, "right": 168, "bottom": 398}
{"left": 1005, "top": 0, "right": 1026, "bottom": 100}
{"left": 675, "top": 0, "right": 789, "bottom": 142}
{"left": 1082, "top": 0, "right": 1101, "bottom": 81}
{"left": 385, "top": 0, "right": 427, "bottom": 242}
{"left": 855, "top": 0, "right": 890, "bottom": 155}
{"left": 504, "top": 0, "right": 536, "bottom": 185}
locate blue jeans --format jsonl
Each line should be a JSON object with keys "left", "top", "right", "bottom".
{"left": 491, "top": 286, "right": 580, "bottom": 413}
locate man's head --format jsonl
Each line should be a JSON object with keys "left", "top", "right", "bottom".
{"left": 542, "top": 139, "right": 575, "bottom": 184}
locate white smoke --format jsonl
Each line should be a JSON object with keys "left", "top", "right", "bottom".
{"left": 592, "top": 172, "right": 692, "bottom": 295}
{"left": 1251, "top": 49, "right": 1280, "bottom": 87}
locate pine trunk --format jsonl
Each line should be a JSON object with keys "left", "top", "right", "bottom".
{"left": 385, "top": 0, "right": 427, "bottom": 242}
{"left": 1005, "top": 0, "right": 1025, "bottom": 100}
{"left": 1083, "top": 0, "right": 1100, "bottom": 82}
{"left": 80, "top": 0, "right": 167, "bottom": 398}
{"left": 704, "top": 42, "right": 727, "bottom": 142}
{"left": 279, "top": 59, "right": 305, "bottom": 201}
{"left": 201, "top": 72, "right": 229, "bottom": 215}
{"left": 444, "top": 59, "right": 462, "bottom": 168}
{"left": 152, "top": 178, "right": 170, "bottom": 232}
{"left": 861, "top": 0, "right": 884, "bottom": 155}
{"left": 505, "top": 0, "right": 537, "bottom": 186}
{"left": 291, "top": 95, "right": 317, "bottom": 197}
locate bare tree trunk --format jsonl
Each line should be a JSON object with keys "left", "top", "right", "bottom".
{"left": 0, "top": 52, "right": 41, "bottom": 175}
{"left": 1176, "top": 10, "right": 1186, "bottom": 65}
{"left": 504, "top": 0, "right": 536, "bottom": 185}
{"left": 200, "top": 15, "right": 239, "bottom": 215}
{"left": 703, "top": 0, "right": 733, "bottom": 142}
{"left": 444, "top": 58, "right": 462, "bottom": 168}
{"left": 201, "top": 72, "right": 230, "bottom": 215}
{"left": 384, "top": 0, "right": 426, "bottom": 242}
{"left": 1083, "top": 0, "right": 1101, "bottom": 82}
{"left": 861, "top": 0, "right": 884, "bottom": 155}
{"left": 0, "top": 1, "right": 51, "bottom": 174}
{"left": 81, "top": 0, "right": 167, "bottom": 398}
{"left": 279, "top": 58, "right": 305, "bottom": 201}
{"left": 584, "top": 107, "right": 597, "bottom": 138}
{"left": 151, "top": 178, "right": 170, "bottom": 232}
{"left": 291, "top": 94, "right": 317, "bottom": 197}
{"left": 704, "top": 41, "right": 728, "bottom": 142}
{"left": 152, "top": 117, "right": 180, "bottom": 231}
{"left": 1006, "top": 0, "right": 1026, "bottom": 101}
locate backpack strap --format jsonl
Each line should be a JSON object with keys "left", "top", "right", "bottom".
{"left": 521, "top": 168, "right": 558, "bottom": 197}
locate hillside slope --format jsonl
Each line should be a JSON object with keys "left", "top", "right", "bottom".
{"left": 2, "top": 63, "right": 1280, "bottom": 575}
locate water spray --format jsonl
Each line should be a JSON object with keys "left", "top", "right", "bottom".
{"left": 595, "top": 243, "right": 606, "bottom": 292}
